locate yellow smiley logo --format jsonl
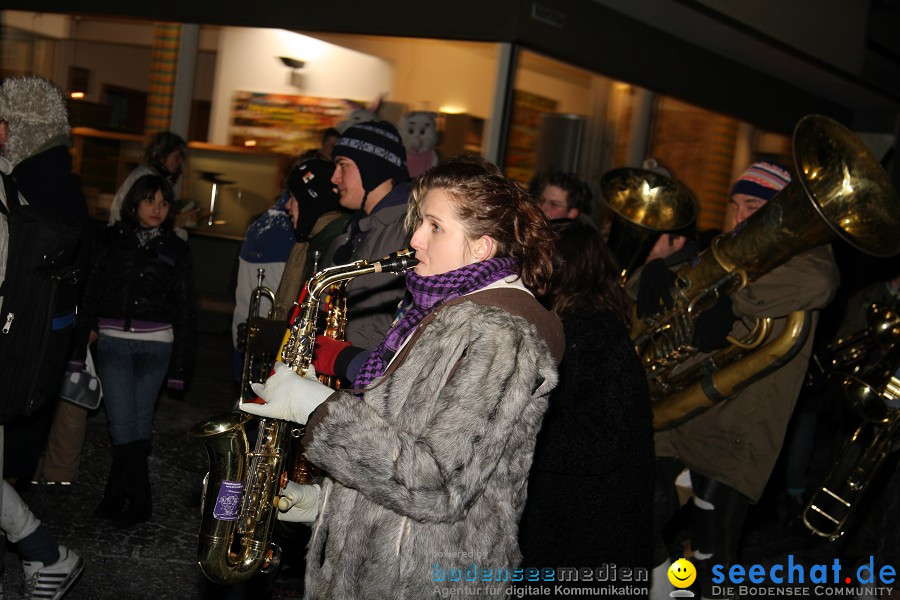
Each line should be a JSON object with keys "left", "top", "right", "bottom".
{"left": 668, "top": 558, "right": 697, "bottom": 588}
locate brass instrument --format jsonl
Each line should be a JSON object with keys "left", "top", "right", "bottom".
{"left": 634, "top": 114, "right": 900, "bottom": 430}
{"left": 283, "top": 280, "right": 347, "bottom": 484}
{"left": 239, "top": 268, "right": 277, "bottom": 404}
{"left": 802, "top": 306, "right": 900, "bottom": 540}
{"left": 315, "top": 282, "right": 348, "bottom": 390}
{"left": 827, "top": 304, "right": 900, "bottom": 376}
{"left": 802, "top": 350, "right": 900, "bottom": 540}
{"left": 602, "top": 167, "right": 698, "bottom": 280}
{"left": 189, "top": 249, "right": 417, "bottom": 585}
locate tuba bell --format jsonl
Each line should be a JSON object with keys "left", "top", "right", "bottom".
{"left": 601, "top": 167, "right": 698, "bottom": 281}
{"left": 634, "top": 114, "right": 900, "bottom": 430}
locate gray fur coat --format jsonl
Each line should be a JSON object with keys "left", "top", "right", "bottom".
{"left": 302, "top": 300, "right": 559, "bottom": 599}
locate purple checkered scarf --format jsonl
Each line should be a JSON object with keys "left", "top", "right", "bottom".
{"left": 352, "top": 256, "right": 518, "bottom": 390}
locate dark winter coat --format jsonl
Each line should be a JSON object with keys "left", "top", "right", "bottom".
{"left": 11, "top": 141, "right": 93, "bottom": 295}
{"left": 320, "top": 181, "right": 411, "bottom": 350}
{"left": 519, "top": 308, "right": 653, "bottom": 573}
{"left": 302, "top": 296, "right": 561, "bottom": 599}
{"left": 74, "top": 223, "right": 194, "bottom": 382}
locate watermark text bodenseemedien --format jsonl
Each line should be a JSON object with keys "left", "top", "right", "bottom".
{"left": 432, "top": 562, "right": 648, "bottom": 583}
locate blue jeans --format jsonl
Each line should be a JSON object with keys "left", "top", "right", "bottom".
{"left": 96, "top": 336, "right": 172, "bottom": 445}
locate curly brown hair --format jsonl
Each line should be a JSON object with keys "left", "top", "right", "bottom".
{"left": 409, "top": 155, "right": 556, "bottom": 295}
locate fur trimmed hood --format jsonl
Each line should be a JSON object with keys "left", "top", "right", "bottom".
{"left": 0, "top": 76, "right": 71, "bottom": 168}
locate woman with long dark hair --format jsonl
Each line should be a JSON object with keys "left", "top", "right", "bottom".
{"left": 73, "top": 174, "right": 193, "bottom": 526}
{"left": 243, "top": 156, "right": 564, "bottom": 599}
{"left": 519, "top": 220, "right": 654, "bottom": 578}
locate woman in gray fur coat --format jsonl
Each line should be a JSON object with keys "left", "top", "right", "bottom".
{"left": 243, "top": 157, "right": 564, "bottom": 599}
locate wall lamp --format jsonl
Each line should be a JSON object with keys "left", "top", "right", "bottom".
{"left": 277, "top": 56, "right": 306, "bottom": 88}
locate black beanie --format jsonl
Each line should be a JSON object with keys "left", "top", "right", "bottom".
{"left": 287, "top": 158, "right": 341, "bottom": 242}
{"left": 331, "top": 120, "right": 409, "bottom": 193}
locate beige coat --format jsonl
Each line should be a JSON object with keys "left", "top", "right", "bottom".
{"left": 654, "top": 244, "right": 840, "bottom": 501}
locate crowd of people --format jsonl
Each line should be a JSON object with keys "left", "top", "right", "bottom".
{"left": 0, "top": 74, "right": 897, "bottom": 600}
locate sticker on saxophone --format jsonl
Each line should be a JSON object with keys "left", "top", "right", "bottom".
{"left": 213, "top": 481, "right": 243, "bottom": 521}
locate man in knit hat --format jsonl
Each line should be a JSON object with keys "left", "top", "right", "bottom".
{"left": 320, "top": 120, "right": 412, "bottom": 351}
{"left": 728, "top": 161, "right": 792, "bottom": 228}
{"left": 647, "top": 161, "right": 840, "bottom": 600}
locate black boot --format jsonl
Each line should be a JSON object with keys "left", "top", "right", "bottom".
{"left": 95, "top": 444, "right": 129, "bottom": 519}
{"left": 116, "top": 439, "right": 152, "bottom": 527}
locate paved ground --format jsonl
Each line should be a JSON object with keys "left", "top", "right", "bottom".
{"left": 2, "top": 326, "right": 896, "bottom": 599}
{"left": 3, "top": 328, "right": 308, "bottom": 600}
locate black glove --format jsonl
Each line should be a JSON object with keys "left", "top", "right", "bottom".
{"left": 693, "top": 294, "right": 734, "bottom": 352}
{"left": 636, "top": 259, "right": 677, "bottom": 318}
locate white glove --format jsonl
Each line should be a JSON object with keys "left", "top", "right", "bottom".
{"left": 241, "top": 361, "right": 333, "bottom": 424}
{"left": 277, "top": 481, "right": 321, "bottom": 523}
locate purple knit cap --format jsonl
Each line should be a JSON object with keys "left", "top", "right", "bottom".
{"left": 731, "top": 162, "right": 791, "bottom": 202}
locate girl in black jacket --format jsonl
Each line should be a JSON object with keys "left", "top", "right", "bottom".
{"left": 74, "top": 174, "right": 193, "bottom": 526}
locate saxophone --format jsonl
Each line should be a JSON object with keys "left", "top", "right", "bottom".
{"left": 188, "top": 249, "right": 417, "bottom": 586}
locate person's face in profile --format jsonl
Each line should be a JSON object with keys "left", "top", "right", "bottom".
{"left": 410, "top": 189, "right": 495, "bottom": 277}
{"left": 331, "top": 156, "right": 365, "bottom": 211}
{"left": 645, "top": 233, "right": 686, "bottom": 263}
{"left": 285, "top": 194, "right": 300, "bottom": 229}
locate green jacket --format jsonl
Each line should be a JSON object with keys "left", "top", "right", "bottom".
{"left": 654, "top": 244, "right": 840, "bottom": 501}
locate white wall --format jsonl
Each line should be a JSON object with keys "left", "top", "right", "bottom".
{"left": 207, "top": 27, "right": 394, "bottom": 145}
{"left": 312, "top": 34, "right": 599, "bottom": 120}
{"left": 311, "top": 34, "right": 499, "bottom": 119}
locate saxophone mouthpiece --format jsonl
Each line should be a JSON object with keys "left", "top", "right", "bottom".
{"left": 375, "top": 249, "right": 418, "bottom": 274}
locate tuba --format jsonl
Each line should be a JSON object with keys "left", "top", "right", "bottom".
{"left": 634, "top": 114, "right": 900, "bottom": 430}
{"left": 602, "top": 167, "right": 698, "bottom": 281}
{"left": 802, "top": 305, "right": 900, "bottom": 540}
{"left": 188, "top": 249, "right": 417, "bottom": 585}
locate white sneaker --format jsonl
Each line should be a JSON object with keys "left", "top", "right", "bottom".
{"left": 22, "top": 545, "right": 84, "bottom": 600}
